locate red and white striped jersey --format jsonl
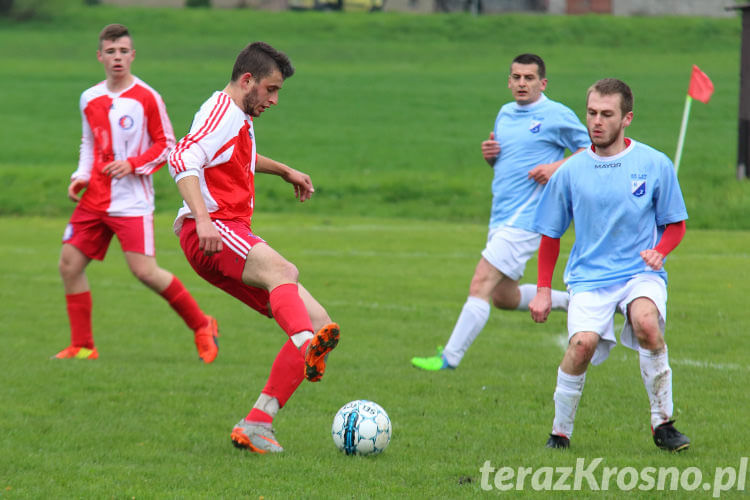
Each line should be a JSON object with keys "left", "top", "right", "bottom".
{"left": 168, "top": 91, "right": 257, "bottom": 235}
{"left": 73, "top": 76, "right": 175, "bottom": 216}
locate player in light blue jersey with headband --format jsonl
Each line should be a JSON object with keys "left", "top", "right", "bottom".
{"left": 530, "top": 78, "right": 690, "bottom": 452}
{"left": 412, "top": 53, "right": 589, "bottom": 371}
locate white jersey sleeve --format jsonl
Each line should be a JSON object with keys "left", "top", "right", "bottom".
{"left": 73, "top": 91, "right": 96, "bottom": 182}
{"left": 169, "top": 91, "right": 234, "bottom": 182}
{"left": 169, "top": 91, "right": 257, "bottom": 235}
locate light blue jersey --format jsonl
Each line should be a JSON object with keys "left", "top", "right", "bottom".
{"left": 489, "top": 94, "right": 589, "bottom": 232}
{"left": 532, "top": 140, "right": 688, "bottom": 293}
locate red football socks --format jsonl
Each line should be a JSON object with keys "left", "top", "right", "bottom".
{"left": 160, "top": 276, "right": 207, "bottom": 331}
{"left": 269, "top": 283, "right": 313, "bottom": 338}
{"left": 259, "top": 340, "right": 305, "bottom": 410}
{"left": 66, "top": 291, "right": 94, "bottom": 349}
{"left": 245, "top": 408, "right": 273, "bottom": 424}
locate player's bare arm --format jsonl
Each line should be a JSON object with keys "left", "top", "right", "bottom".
{"left": 640, "top": 220, "right": 686, "bottom": 271}
{"left": 528, "top": 147, "right": 584, "bottom": 184}
{"left": 102, "top": 159, "right": 134, "bottom": 179}
{"left": 67, "top": 178, "right": 88, "bottom": 202}
{"left": 256, "top": 154, "right": 315, "bottom": 202}
{"left": 640, "top": 249, "right": 665, "bottom": 271}
{"left": 529, "top": 287, "right": 552, "bottom": 323}
{"left": 176, "top": 176, "right": 223, "bottom": 256}
{"left": 481, "top": 131, "right": 500, "bottom": 166}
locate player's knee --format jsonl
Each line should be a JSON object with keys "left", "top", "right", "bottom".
{"left": 278, "top": 261, "right": 299, "bottom": 283}
{"left": 570, "top": 342, "right": 596, "bottom": 364}
{"left": 568, "top": 333, "right": 597, "bottom": 363}
{"left": 634, "top": 325, "right": 664, "bottom": 350}
{"left": 59, "top": 254, "right": 81, "bottom": 280}
{"left": 631, "top": 313, "right": 658, "bottom": 333}
{"left": 58, "top": 256, "right": 71, "bottom": 277}
{"left": 630, "top": 311, "right": 662, "bottom": 346}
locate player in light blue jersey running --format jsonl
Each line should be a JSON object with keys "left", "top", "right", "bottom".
{"left": 412, "top": 54, "right": 589, "bottom": 371}
{"left": 530, "top": 78, "right": 690, "bottom": 452}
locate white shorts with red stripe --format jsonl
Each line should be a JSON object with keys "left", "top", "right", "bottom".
{"left": 63, "top": 205, "right": 155, "bottom": 260}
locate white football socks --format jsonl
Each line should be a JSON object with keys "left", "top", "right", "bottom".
{"left": 550, "top": 289, "right": 570, "bottom": 311}
{"left": 443, "top": 296, "right": 491, "bottom": 367}
{"left": 639, "top": 345, "right": 674, "bottom": 429}
{"left": 253, "top": 393, "right": 280, "bottom": 420}
{"left": 516, "top": 284, "right": 569, "bottom": 311}
{"left": 290, "top": 330, "right": 314, "bottom": 351}
{"left": 516, "top": 284, "right": 536, "bottom": 310}
{"left": 552, "top": 367, "right": 586, "bottom": 438}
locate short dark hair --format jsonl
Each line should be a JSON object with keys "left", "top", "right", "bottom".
{"left": 587, "top": 78, "right": 633, "bottom": 115}
{"left": 98, "top": 24, "right": 130, "bottom": 49}
{"left": 511, "top": 53, "right": 545, "bottom": 79}
{"left": 231, "top": 41, "right": 295, "bottom": 82}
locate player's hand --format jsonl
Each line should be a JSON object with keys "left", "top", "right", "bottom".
{"left": 640, "top": 249, "right": 664, "bottom": 271}
{"left": 102, "top": 160, "right": 134, "bottom": 179}
{"left": 196, "top": 218, "right": 222, "bottom": 256}
{"left": 67, "top": 178, "right": 88, "bottom": 202}
{"left": 481, "top": 132, "right": 500, "bottom": 166}
{"left": 529, "top": 287, "right": 552, "bottom": 323}
{"left": 283, "top": 167, "right": 315, "bottom": 202}
{"left": 528, "top": 163, "right": 556, "bottom": 184}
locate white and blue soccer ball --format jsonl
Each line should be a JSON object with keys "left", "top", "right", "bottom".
{"left": 331, "top": 400, "right": 391, "bottom": 456}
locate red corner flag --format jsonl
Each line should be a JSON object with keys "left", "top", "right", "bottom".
{"left": 675, "top": 65, "right": 714, "bottom": 173}
{"left": 687, "top": 65, "right": 714, "bottom": 103}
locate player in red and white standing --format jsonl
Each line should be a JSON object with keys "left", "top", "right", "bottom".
{"left": 169, "top": 41, "right": 339, "bottom": 454}
{"left": 54, "top": 24, "right": 219, "bottom": 363}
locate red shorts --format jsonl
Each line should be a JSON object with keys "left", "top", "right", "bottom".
{"left": 179, "top": 218, "right": 272, "bottom": 317}
{"left": 62, "top": 205, "right": 154, "bottom": 261}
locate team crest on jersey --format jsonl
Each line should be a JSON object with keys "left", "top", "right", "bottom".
{"left": 631, "top": 180, "right": 646, "bottom": 197}
{"left": 118, "top": 115, "right": 134, "bottom": 130}
{"left": 529, "top": 120, "right": 542, "bottom": 133}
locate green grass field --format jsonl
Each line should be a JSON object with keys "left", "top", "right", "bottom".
{"left": 0, "top": 4, "right": 748, "bottom": 228}
{"left": 1, "top": 4, "right": 750, "bottom": 498}
{"left": 2, "top": 214, "right": 749, "bottom": 498}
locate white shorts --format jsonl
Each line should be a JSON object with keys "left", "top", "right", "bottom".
{"left": 480, "top": 226, "right": 540, "bottom": 281}
{"left": 567, "top": 273, "right": 667, "bottom": 365}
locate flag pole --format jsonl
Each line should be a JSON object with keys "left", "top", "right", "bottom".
{"left": 674, "top": 94, "right": 693, "bottom": 174}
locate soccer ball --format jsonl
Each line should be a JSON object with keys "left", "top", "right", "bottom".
{"left": 331, "top": 400, "right": 391, "bottom": 456}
